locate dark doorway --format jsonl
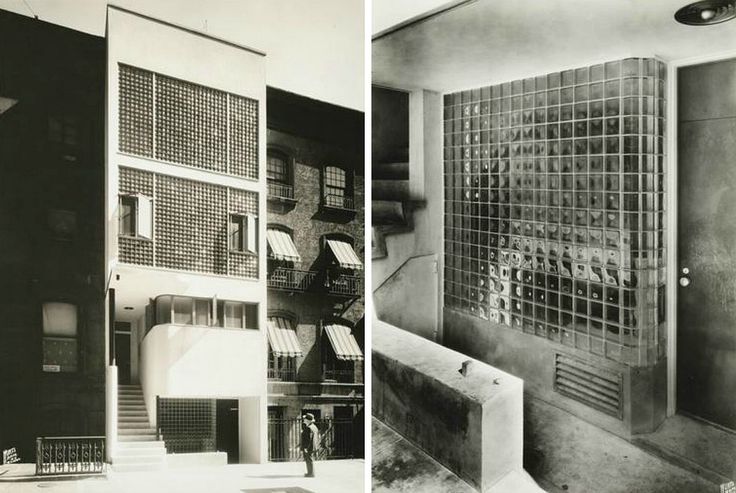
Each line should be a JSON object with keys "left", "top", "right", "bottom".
{"left": 114, "top": 324, "right": 131, "bottom": 384}
{"left": 216, "top": 399, "right": 239, "bottom": 463}
{"left": 677, "top": 58, "right": 736, "bottom": 430}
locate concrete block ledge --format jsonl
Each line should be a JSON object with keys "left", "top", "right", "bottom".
{"left": 373, "top": 318, "right": 539, "bottom": 492}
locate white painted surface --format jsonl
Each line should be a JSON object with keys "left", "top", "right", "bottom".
{"left": 139, "top": 324, "right": 267, "bottom": 419}
{"left": 106, "top": 365, "right": 118, "bottom": 462}
{"left": 373, "top": 0, "right": 736, "bottom": 93}
{"left": 166, "top": 452, "right": 227, "bottom": 468}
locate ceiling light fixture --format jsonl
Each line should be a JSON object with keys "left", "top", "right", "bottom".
{"left": 675, "top": 0, "right": 736, "bottom": 25}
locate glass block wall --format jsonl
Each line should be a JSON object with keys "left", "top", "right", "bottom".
{"left": 119, "top": 64, "right": 259, "bottom": 180}
{"left": 443, "top": 58, "right": 666, "bottom": 367}
{"left": 119, "top": 167, "right": 259, "bottom": 278}
{"left": 158, "top": 398, "right": 216, "bottom": 454}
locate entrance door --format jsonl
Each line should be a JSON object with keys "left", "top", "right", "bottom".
{"left": 216, "top": 400, "right": 239, "bottom": 463}
{"left": 677, "top": 58, "right": 736, "bottom": 430}
{"left": 114, "top": 325, "right": 131, "bottom": 385}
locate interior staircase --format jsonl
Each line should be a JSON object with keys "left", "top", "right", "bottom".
{"left": 372, "top": 160, "right": 423, "bottom": 259}
{"left": 112, "top": 384, "right": 167, "bottom": 472}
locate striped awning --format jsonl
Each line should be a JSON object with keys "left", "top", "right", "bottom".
{"left": 323, "top": 324, "right": 363, "bottom": 361}
{"left": 326, "top": 240, "right": 363, "bottom": 270}
{"left": 267, "top": 229, "right": 301, "bottom": 262}
{"left": 267, "top": 317, "right": 303, "bottom": 357}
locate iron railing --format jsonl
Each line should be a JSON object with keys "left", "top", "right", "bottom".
{"left": 323, "top": 368, "right": 356, "bottom": 383}
{"left": 267, "top": 267, "right": 316, "bottom": 292}
{"left": 322, "top": 194, "right": 355, "bottom": 211}
{"left": 268, "top": 417, "right": 355, "bottom": 462}
{"left": 35, "top": 436, "right": 105, "bottom": 476}
{"left": 327, "top": 273, "right": 363, "bottom": 297}
{"left": 268, "top": 182, "right": 294, "bottom": 200}
{"left": 268, "top": 366, "right": 297, "bottom": 382}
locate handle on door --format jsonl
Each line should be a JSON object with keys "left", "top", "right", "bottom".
{"left": 679, "top": 267, "right": 690, "bottom": 287}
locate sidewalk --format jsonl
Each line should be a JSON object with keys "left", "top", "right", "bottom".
{"left": 0, "top": 460, "right": 364, "bottom": 493}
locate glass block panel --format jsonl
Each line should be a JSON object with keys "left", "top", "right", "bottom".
{"left": 443, "top": 58, "right": 666, "bottom": 367}
{"left": 119, "top": 65, "right": 153, "bottom": 156}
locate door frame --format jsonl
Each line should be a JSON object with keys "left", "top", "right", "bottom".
{"left": 666, "top": 48, "right": 736, "bottom": 417}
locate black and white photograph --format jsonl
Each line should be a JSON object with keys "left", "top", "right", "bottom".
{"left": 0, "top": 0, "right": 365, "bottom": 491}
{"left": 372, "top": 1, "right": 736, "bottom": 492}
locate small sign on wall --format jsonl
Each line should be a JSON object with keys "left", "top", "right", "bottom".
{"left": 42, "top": 364, "right": 60, "bottom": 372}
{"left": 2, "top": 447, "right": 20, "bottom": 465}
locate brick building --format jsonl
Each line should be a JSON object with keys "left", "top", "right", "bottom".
{"left": 265, "top": 88, "right": 365, "bottom": 460}
{"left": 0, "top": 9, "right": 106, "bottom": 464}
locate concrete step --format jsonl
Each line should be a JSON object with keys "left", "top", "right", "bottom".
{"left": 373, "top": 161, "right": 409, "bottom": 180}
{"left": 111, "top": 461, "right": 165, "bottom": 473}
{"left": 119, "top": 427, "right": 157, "bottom": 435}
{"left": 119, "top": 421, "right": 155, "bottom": 429}
{"left": 112, "top": 453, "right": 166, "bottom": 465}
{"left": 114, "top": 445, "right": 166, "bottom": 457}
{"left": 372, "top": 179, "right": 410, "bottom": 200}
{"left": 118, "top": 434, "right": 158, "bottom": 442}
{"left": 119, "top": 404, "right": 147, "bottom": 410}
{"left": 119, "top": 415, "right": 150, "bottom": 423}
{"left": 117, "top": 441, "right": 165, "bottom": 449}
{"left": 372, "top": 200, "right": 407, "bottom": 226}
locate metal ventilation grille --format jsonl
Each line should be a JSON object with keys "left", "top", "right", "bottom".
{"left": 554, "top": 353, "right": 623, "bottom": 419}
{"left": 675, "top": 0, "right": 736, "bottom": 25}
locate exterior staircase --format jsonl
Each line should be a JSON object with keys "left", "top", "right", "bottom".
{"left": 112, "top": 384, "right": 167, "bottom": 472}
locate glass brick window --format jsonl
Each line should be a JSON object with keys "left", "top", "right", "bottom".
{"left": 41, "top": 302, "right": 78, "bottom": 372}
{"left": 323, "top": 166, "right": 352, "bottom": 209}
{"left": 118, "top": 64, "right": 258, "bottom": 180}
{"left": 443, "top": 58, "right": 666, "bottom": 367}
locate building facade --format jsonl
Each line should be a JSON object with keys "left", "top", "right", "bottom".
{"left": 104, "top": 6, "right": 268, "bottom": 465}
{"left": 0, "top": 10, "right": 106, "bottom": 464}
{"left": 265, "top": 88, "right": 365, "bottom": 461}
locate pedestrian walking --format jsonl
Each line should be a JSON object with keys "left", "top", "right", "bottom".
{"left": 301, "top": 413, "right": 320, "bottom": 477}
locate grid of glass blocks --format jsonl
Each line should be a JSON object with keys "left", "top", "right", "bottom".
{"left": 118, "top": 64, "right": 259, "bottom": 180}
{"left": 119, "top": 65, "right": 153, "bottom": 157}
{"left": 118, "top": 167, "right": 259, "bottom": 279}
{"left": 155, "top": 174, "right": 228, "bottom": 275}
{"left": 157, "top": 398, "right": 216, "bottom": 454}
{"left": 443, "top": 58, "right": 666, "bottom": 367}
{"left": 230, "top": 94, "right": 259, "bottom": 180}
{"left": 155, "top": 74, "right": 228, "bottom": 173}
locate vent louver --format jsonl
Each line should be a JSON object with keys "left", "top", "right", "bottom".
{"left": 554, "top": 353, "right": 623, "bottom": 419}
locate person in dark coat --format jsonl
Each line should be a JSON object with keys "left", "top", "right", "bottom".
{"left": 301, "top": 413, "right": 320, "bottom": 477}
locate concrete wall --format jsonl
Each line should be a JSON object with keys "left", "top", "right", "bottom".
{"left": 372, "top": 90, "right": 444, "bottom": 340}
{"left": 373, "top": 319, "right": 523, "bottom": 491}
{"left": 374, "top": 254, "right": 439, "bottom": 341}
{"left": 444, "top": 308, "right": 667, "bottom": 437}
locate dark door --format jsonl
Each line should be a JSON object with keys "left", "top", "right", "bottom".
{"left": 677, "top": 58, "right": 736, "bottom": 430}
{"left": 216, "top": 399, "right": 239, "bottom": 463}
{"left": 114, "top": 331, "right": 130, "bottom": 385}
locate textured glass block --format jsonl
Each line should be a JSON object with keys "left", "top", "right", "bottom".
{"left": 443, "top": 57, "right": 666, "bottom": 366}
{"left": 119, "top": 65, "right": 153, "bottom": 156}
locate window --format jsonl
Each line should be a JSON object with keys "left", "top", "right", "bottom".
{"left": 48, "top": 115, "right": 79, "bottom": 147}
{"left": 42, "top": 302, "right": 78, "bottom": 372}
{"left": 230, "top": 214, "right": 257, "bottom": 253}
{"left": 154, "top": 295, "right": 258, "bottom": 330}
{"left": 323, "top": 166, "right": 351, "bottom": 209}
{"left": 119, "top": 194, "right": 152, "bottom": 239}
{"left": 268, "top": 348, "right": 296, "bottom": 381}
{"left": 267, "top": 152, "right": 289, "bottom": 184}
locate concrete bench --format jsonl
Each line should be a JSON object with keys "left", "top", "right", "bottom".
{"left": 373, "top": 318, "right": 539, "bottom": 492}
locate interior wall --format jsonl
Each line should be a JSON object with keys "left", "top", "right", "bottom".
{"left": 442, "top": 57, "right": 667, "bottom": 369}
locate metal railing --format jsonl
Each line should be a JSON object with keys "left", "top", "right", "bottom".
{"left": 327, "top": 273, "right": 363, "bottom": 297}
{"left": 268, "top": 182, "right": 294, "bottom": 200}
{"left": 35, "top": 436, "right": 105, "bottom": 476}
{"left": 323, "top": 368, "right": 356, "bottom": 383}
{"left": 268, "top": 366, "right": 296, "bottom": 382}
{"left": 268, "top": 417, "right": 355, "bottom": 462}
{"left": 322, "top": 194, "right": 355, "bottom": 211}
{"left": 267, "top": 267, "right": 316, "bottom": 292}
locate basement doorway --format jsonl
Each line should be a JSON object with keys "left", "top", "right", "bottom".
{"left": 216, "top": 399, "right": 240, "bottom": 463}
